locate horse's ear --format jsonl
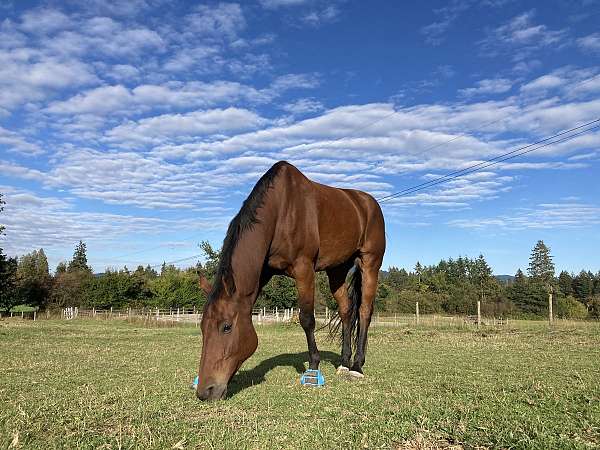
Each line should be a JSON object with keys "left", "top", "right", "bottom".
{"left": 198, "top": 275, "right": 212, "bottom": 296}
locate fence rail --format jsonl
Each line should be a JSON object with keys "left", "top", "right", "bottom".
{"left": 47, "top": 306, "right": 511, "bottom": 328}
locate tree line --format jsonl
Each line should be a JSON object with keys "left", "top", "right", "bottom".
{"left": 1, "top": 193, "right": 598, "bottom": 318}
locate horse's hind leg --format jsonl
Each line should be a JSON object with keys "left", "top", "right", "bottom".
{"left": 326, "top": 261, "right": 354, "bottom": 370}
{"left": 351, "top": 253, "right": 382, "bottom": 375}
{"left": 293, "top": 261, "right": 320, "bottom": 370}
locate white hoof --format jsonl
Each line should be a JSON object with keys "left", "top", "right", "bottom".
{"left": 336, "top": 366, "right": 350, "bottom": 375}
{"left": 347, "top": 370, "right": 364, "bottom": 379}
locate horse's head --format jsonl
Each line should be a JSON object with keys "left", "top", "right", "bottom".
{"left": 196, "top": 276, "right": 258, "bottom": 401}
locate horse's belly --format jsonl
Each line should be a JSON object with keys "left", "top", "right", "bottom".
{"left": 315, "top": 231, "right": 361, "bottom": 270}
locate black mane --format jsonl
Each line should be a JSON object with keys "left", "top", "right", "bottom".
{"left": 207, "top": 161, "right": 286, "bottom": 304}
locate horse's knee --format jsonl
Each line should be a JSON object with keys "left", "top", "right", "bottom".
{"left": 299, "top": 310, "right": 315, "bottom": 329}
{"left": 338, "top": 304, "right": 352, "bottom": 323}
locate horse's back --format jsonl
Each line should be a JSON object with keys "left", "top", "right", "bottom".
{"left": 267, "top": 161, "right": 385, "bottom": 270}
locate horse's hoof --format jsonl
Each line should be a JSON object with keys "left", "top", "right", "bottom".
{"left": 347, "top": 370, "right": 364, "bottom": 379}
{"left": 336, "top": 366, "right": 350, "bottom": 375}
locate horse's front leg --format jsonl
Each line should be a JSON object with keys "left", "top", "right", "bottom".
{"left": 293, "top": 261, "right": 320, "bottom": 370}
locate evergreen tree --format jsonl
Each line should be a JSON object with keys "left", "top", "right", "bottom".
{"left": 68, "top": 241, "right": 91, "bottom": 273}
{"left": 573, "top": 270, "right": 594, "bottom": 301}
{"left": 527, "top": 240, "right": 555, "bottom": 284}
{"left": 558, "top": 271, "right": 573, "bottom": 297}
{"left": 55, "top": 261, "right": 67, "bottom": 274}
{"left": 474, "top": 254, "right": 493, "bottom": 301}
{"left": 414, "top": 261, "right": 423, "bottom": 284}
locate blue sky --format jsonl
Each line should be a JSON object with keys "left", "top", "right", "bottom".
{"left": 1, "top": 0, "right": 599, "bottom": 275}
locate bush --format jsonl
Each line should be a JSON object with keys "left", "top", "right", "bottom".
{"left": 556, "top": 295, "right": 588, "bottom": 320}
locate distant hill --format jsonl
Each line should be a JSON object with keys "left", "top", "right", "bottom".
{"left": 495, "top": 275, "right": 515, "bottom": 284}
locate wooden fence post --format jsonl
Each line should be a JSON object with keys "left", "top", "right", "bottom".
{"left": 415, "top": 302, "right": 419, "bottom": 326}
{"left": 33, "top": 311, "right": 36, "bottom": 321}
{"left": 548, "top": 290, "right": 553, "bottom": 324}
{"left": 477, "top": 301, "right": 481, "bottom": 328}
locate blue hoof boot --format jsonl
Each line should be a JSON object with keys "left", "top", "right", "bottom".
{"left": 300, "top": 369, "right": 325, "bottom": 387}
{"left": 191, "top": 375, "right": 199, "bottom": 390}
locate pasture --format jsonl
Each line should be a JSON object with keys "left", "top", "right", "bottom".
{"left": 1, "top": 319, "right": 599, "bottom": 449}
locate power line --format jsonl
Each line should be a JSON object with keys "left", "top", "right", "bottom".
{"left": 147, "top": 254, "right": 203, "bottom": 269}
{"left": 376, "top": 118, "right": 600, "bottom": 203}
{"left": 110, "top": 72, "right": 600, "bottom": 265}
{"left": 377, "top": 119, "right": 600, "bottom": 203}
{"left": 387, "top": 124, "right": 600, "bottom": 200}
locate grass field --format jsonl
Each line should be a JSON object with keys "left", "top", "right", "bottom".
{"left": 1, "top": 319, "right": 599, "bottom": 449}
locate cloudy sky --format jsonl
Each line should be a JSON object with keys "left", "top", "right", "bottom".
{"left": 1, "top": 0, "right": 599, "bottom": 275}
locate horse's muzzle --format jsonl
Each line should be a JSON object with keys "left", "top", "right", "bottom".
{"left": 196, "top": 383, "right": 227, "bottom": 401}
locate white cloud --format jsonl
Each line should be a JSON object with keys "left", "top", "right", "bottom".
{"left": 577, "top": 33, "right": 600, "bottom": 53}
{"left": 105, "top": 108, "right": 268, "bottom": 145}
{"left": 448, "top": 202, "right": 600, "bottom": 230}
{"left": 282, "top": 98, "right": 324, "bottom": 115}
{"left": 480, "top": 11, "right": 568, "bottom": 57}
{"left": 459, "top": 78, "right": 513, "bottom": 97}
{"left": 259, "top": 0, "right": 308, "bottom": 8}
{"left": 45, "top": 85, "right": 134, "bottom": 115}
{"left": 0, "top": 127, "right": 43, "bottom": 156}
{"left": 301, "top": 6, "right": 340, "bottom": 27}
{"left": 0, "top": 185, "right": 225, "bottom": 262}
{"left": 104, "top": 64, "right": 141, "bottom": 81}
{"left": 0, "top": 49, "right": 98, "bottom": 109}
{"left": 45, "top": 75, "right": 318, "bottom": 116}
{"left": 20, "top": 8, "right": 72, "bottom": 34}
{"left": 184, "top": 3, "right": 246, "bottom": 41}
{"left": 520, "top": 74, "right": 565, "bottom": 92}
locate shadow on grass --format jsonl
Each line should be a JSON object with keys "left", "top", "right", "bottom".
{"left": 227, "top": 351, "right": 339, "bottom": 398}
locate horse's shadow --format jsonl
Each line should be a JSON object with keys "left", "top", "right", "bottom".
{"left": 227, "top": 351, "right": 340, "bottom": 398}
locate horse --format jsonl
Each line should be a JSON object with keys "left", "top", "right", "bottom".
{"left": 196, "top": 161, "right": 385, "bottom": 401}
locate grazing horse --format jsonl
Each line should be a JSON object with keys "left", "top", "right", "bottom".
{"left": 196, "top": 161, "right": 385, "bottom": 401}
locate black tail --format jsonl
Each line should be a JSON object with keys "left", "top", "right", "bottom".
{"left": 327, "top": 264, "right": 362, "bottom": 350}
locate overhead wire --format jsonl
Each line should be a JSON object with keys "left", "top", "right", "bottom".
{"left": 112, "top": 72, "right": 600, "bottom": 266}
{"left": 376, "top": 118, "right": 600, "bottom": 203}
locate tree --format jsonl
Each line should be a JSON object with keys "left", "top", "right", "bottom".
{"left": 474, "top": 254, "right": 493, "bottom": 302}
{"left": 199, "top": 241, "right": 220, "bottom": 280}
{"left": 68, "top": 241, "right": 92, "bottom": 273}
{"left": 55, "top": 261, "right": 67, "bottom": 274}
{"left": 16, "top": 249, "right": 51, "bottom": 309}
{"left": 414, "top": 261, "right": 423, "bottom": 285}
{"left": 0, "top": 193, "right": 19, "bottom": 312}
{"left": 558, "top": 271, "right": 573, "bottom": 297}
{"left": 258, "top": 275, "right": 297, "bottom": 309}
{"left": 573, "top": 270, "right": 594, "bottom": 301}
{"left": 0, "top": 256, "right": 18, "bottom": 312}
{"left": 527, "top": 240, "right": 555, "bottom": 284}
{"left": 0, "top": 193, "right": 5, "bottom": 239}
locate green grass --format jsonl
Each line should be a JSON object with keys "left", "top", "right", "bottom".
{"left": 0, "top": 319, "right": 599, "bottom": 449}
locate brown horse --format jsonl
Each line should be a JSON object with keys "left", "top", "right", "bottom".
{"left": 196, "top": 161, "right": 385, "bottom": 401}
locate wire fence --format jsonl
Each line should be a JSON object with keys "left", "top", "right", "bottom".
{"left": 53, "top": 306, "right": 509, "bottom": 328}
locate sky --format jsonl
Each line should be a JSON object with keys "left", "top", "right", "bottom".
{"left": 1, "top": 0, "right": 599, "bottom": 276}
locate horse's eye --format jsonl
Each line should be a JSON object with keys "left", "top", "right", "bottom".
{"left": 222, "top": 323, "right": 232, "bottom": 334}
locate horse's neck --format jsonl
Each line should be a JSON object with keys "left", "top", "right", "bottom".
{"left": 231, "top": 220, "right": 273, "bottom": 300}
